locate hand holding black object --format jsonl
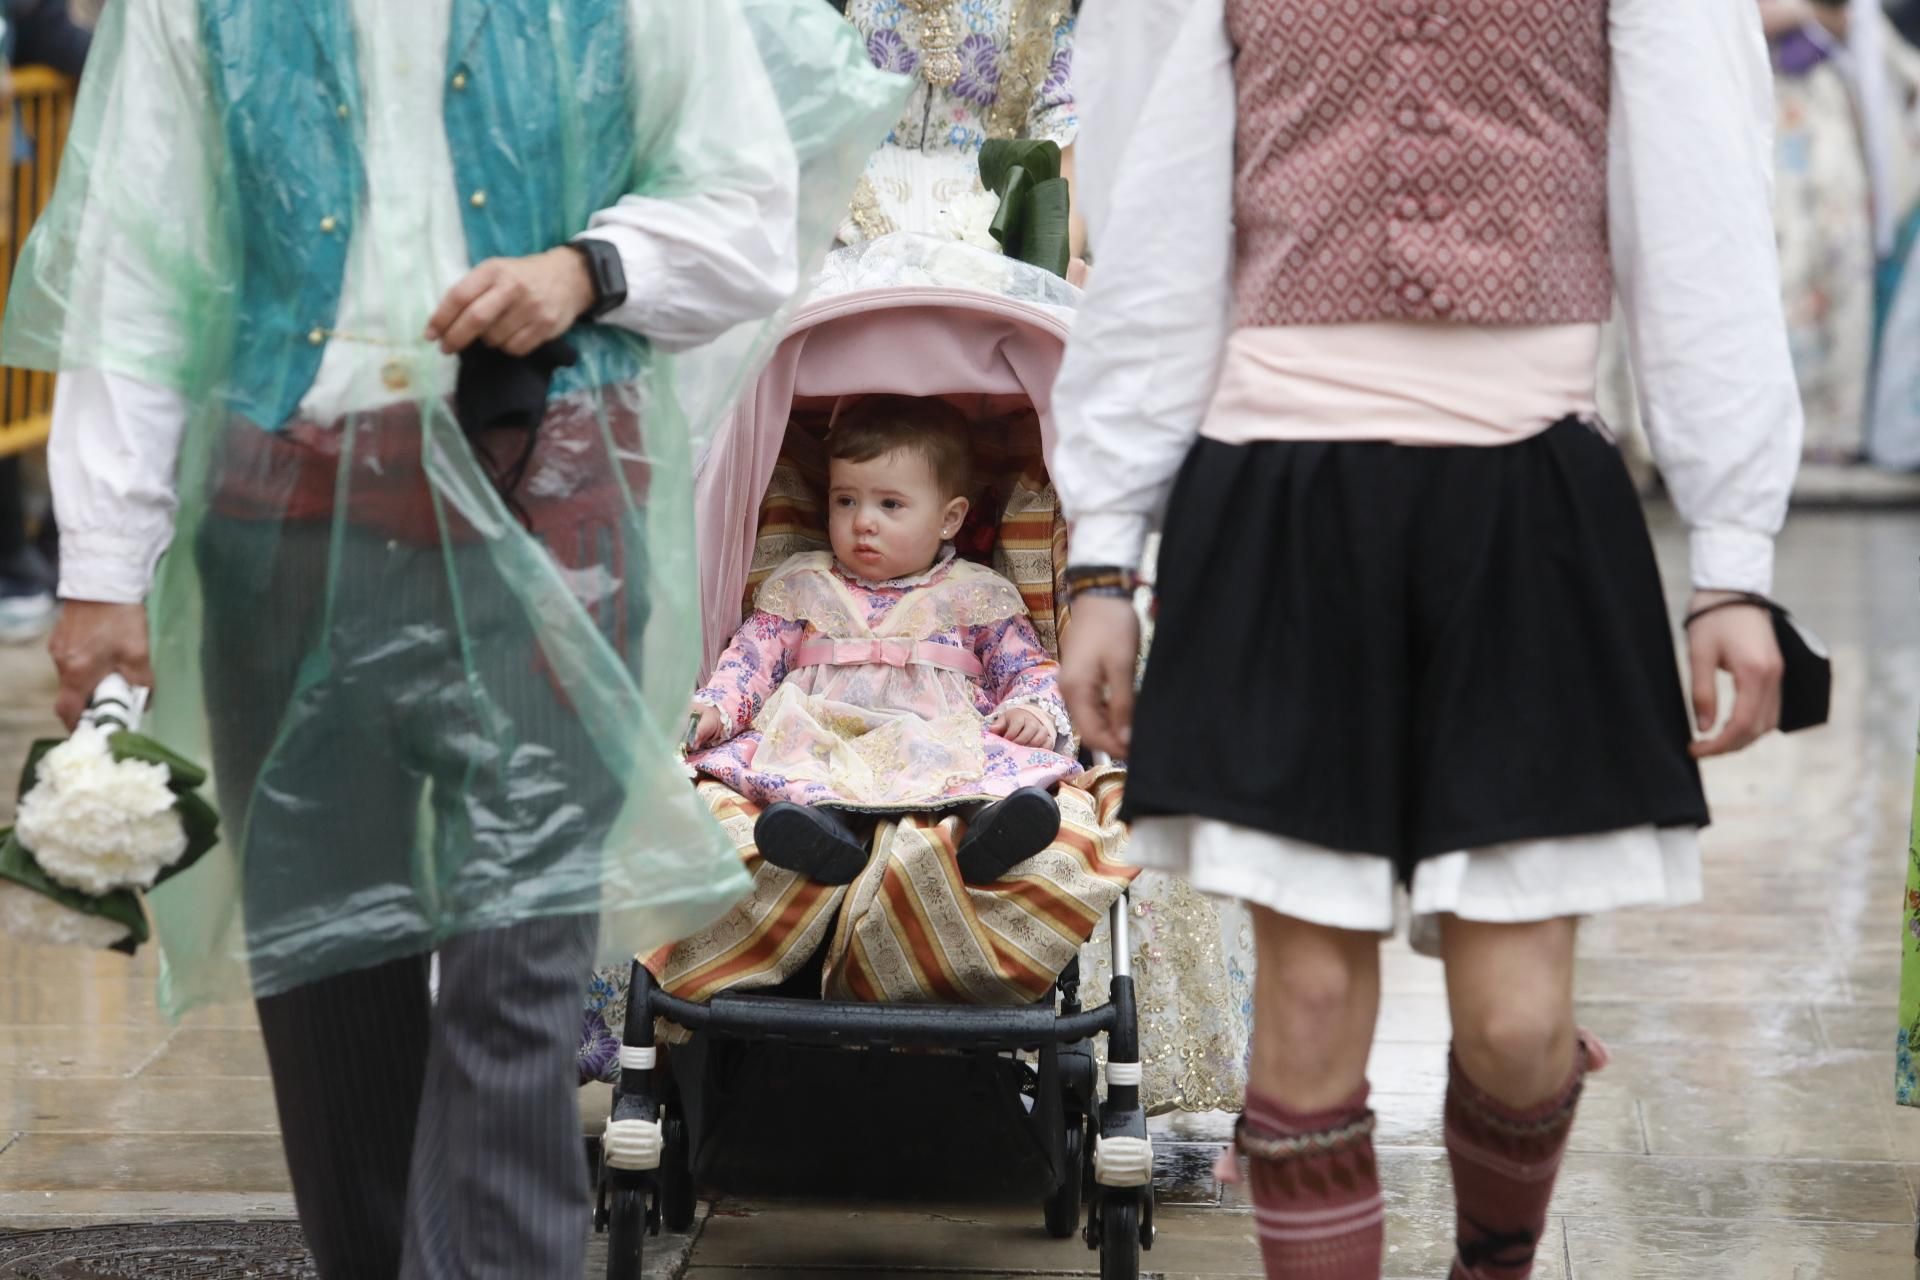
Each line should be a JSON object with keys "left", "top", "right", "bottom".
{"left": 454, "top": 338, "right": 580, "bottom": 522}
{"left": 1682, "top": 592, "right": 1829, "bottom": 738}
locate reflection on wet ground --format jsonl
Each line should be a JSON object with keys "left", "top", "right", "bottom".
{"left": 3, "top": 508, "right": 1919, "bottom": 1277}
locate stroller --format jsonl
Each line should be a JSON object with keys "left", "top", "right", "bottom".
{"left": 592, "top": 257, "right": 1154, "bottom": 1280}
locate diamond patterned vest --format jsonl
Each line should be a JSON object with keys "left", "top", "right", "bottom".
{"left": 1227, "top": 0, "right": 1613, "bottom": 327}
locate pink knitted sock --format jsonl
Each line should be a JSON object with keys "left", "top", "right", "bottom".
{"left": 1444, "top": 1046, "right": 1586, "bottom": 1279}
{"left": 1238, "top": 1083, "right": 1383, "bottom": 1279}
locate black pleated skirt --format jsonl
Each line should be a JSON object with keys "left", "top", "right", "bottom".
{"left": 1120, "top": 418, "right": 1709, "bottom": 878}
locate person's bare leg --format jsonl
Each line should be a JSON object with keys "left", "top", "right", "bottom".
{"left": 1249, "top": 906, "right": 1381, "bottom": 1103}
{"left": 1239, "top": 907, "right": 1384, "bottom": 1279}
{"left": 1438, "top": 915, "right": 1583, "bottom": 1280}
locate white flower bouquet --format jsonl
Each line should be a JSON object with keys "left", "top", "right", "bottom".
{"left": 0, "top": 677, "right": 220, "bottom": 952}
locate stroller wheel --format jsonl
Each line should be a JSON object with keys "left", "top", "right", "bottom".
{"left": 606, "top": 1185, "right": 647, "bottom": 1280}
{"left": 1042, "top": 1112, "right": 1086, "bottom": 1239}
{"left": 1098, "top": 1194, "right": 1140, "bottom": 1280}
{"left": 661, "top": 1113, "right": 696, "bottom": 1232}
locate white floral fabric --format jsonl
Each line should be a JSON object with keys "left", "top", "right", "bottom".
{"left": 849, "top": 0, "right": 1078, "bottom": 155}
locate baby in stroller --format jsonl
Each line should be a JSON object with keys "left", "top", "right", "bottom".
{"left": 687, "top": 393, "right": 1080, "bottom": 887}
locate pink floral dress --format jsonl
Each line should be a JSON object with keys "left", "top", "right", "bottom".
{"left": 691, "top": 549, "right": 1076, "bottom": 810}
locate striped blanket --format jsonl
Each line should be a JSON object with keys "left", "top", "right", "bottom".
{"left": 648, "top": 769, "right": 1136, "bottom": 1011}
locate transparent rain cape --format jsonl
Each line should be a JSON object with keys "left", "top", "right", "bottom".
{"left": 2, "top": 0, "right": 905, "bottom": 1013}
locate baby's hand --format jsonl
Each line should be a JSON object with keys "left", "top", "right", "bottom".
{"left": 989, "top": 705, "right": 1054, "bottom": 749}
{"left": 689, "top": 704, "right": 725, "bottom": 750}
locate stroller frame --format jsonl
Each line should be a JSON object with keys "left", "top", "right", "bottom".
{"left": 595, "top": 889, "right": 1153, "bottom": 1280}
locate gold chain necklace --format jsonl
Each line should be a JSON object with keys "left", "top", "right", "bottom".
{"left": 899, "top": 0, "right": 963, "bottom": 88}
{"left": 306, "top": 326, "right": 423, "bottom": 393}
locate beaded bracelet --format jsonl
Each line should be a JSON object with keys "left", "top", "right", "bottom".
{"left": 1062, "top": 565, "right": 1140, "bottom": 605}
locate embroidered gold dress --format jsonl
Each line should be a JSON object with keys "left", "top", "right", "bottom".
{"left": 840, "top": 0, "right": 1077, "bottom": 244}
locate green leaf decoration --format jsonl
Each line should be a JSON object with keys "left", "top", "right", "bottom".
{"left": 16, "top": 737, "right": 57, "bottom": 798}
{"left": 157, "top": 790, "right": 223, "bottom": 886}
{"left": 108, "top": 731, "right": 210, "bottom": 793}
{"left": 0, "top": 827, "right": 150, "bottom": 949}
{"left": 979, "top": 138, "right": 1072, "bottom": 280}
{"left": 988, "top": 165, "right": 1034, "bottom": 256}
{"left": 979, "top": 137, "right": 1060, "bottom": 192}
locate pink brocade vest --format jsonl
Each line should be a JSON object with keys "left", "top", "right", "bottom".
{"left": 1227, "top": 0, "right": 1614, "bottom": 327}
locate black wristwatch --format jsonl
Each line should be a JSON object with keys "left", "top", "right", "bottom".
{"left": 566, "top": 236, "right": 628, "bottom": 321}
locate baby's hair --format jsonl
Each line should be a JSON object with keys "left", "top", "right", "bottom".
{"left": 827, "top": 396, "right": 974, "bottom": 501}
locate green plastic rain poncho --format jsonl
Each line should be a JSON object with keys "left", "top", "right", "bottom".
{"left": 1, "top": 0, "right": 904, "bottom": 1014}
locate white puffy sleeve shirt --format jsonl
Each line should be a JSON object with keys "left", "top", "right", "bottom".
{"left": 51, "top": 0, "right": 801, "bottom": 604}
{"left": 1052, "top": 0, "right": 1803, "bottom": 595}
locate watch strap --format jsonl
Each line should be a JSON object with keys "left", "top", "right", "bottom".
{"left": 568, "top": 237, "right": 628, "bottom": 320}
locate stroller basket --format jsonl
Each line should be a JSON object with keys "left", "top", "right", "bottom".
{"left": 599, "top": 891, "right": 1153, "bottom": 1280}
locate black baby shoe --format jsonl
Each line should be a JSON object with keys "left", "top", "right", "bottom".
{"left": 754, "top": 803, "right": 871, "bottom": 886}
{"left": 955, "top": 788, "right": 1061, "bottom": 885}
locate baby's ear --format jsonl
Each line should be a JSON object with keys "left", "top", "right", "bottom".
{"left": 946, "top": 494, "right": 972, "bottom": 528}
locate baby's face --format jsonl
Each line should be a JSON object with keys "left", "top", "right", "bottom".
{"left": 828, "top": 448, "right": 968, "bottom": 583}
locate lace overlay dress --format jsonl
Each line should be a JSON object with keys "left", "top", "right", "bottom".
{"left": 690, "top": 549, "right": 1078, "bottom": 809}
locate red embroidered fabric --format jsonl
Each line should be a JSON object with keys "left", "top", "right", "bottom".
{"left": 1226, "top": 0, "right": 1613, "bottom": 327}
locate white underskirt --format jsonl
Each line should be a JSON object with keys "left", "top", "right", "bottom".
{"left": 1126, "top": 818, "right": 1702, "bottom": 957}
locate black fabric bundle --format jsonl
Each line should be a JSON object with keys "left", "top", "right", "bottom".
{"left": 454, "top": 338, "right": 579, "bottom": 524}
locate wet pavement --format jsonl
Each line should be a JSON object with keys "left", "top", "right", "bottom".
{"left": 3, "top": 505, "right": 1920, "bottom": 1278}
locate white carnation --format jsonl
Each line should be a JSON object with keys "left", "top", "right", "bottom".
{"left": 14, "top": 726, "right": 188, "bottom": 897}
{"left": 935, "top": 187, "right": 1003, "bottom": 253}
{"left": 0, "top": 880, "right": 133, "bottom": 949}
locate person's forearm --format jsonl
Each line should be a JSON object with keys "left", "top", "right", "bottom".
{"left": 49, "top": 371, "right": 188, "bottom": 604}
{"left": 1610, "top": 0, "right": 1801, "bottom": 594}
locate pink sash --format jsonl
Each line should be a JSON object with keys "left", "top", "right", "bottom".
{"left": 794, "top": 638, "right": 984, "bottom": 678}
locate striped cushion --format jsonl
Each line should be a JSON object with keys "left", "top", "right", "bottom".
{"left": 740, "top": 412, "right": 1065, "bottom": 657}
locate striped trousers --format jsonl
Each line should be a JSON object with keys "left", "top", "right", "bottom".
{"left": 197, "top": 460, "right": 632, "bottom": 1276}
{"left": 256, "top": 915, "right": 598, "bottom": 1279}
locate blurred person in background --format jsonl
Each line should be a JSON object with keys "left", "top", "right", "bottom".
{"left": 1762, "top": 0, "right": 1920, "bottom": 462}
{"left": 0, "top": 0, "right": 91, "bottom": 642}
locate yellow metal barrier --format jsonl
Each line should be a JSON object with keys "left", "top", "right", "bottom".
{"left": 0, "top": 67, "right": 76, "bottom": 459}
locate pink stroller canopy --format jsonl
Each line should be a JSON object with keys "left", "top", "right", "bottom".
{"left": 696, "top": 285, "right": 1073, "bottom": 666}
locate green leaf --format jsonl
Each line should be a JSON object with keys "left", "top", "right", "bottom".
{"left": 16, "top": 737, "right": 58, "bottom": 799}
{"left": 1023, "top": 176, "right": 1073, "bottom": 279}
{"left": 156, "top": 790, "right": 222, "bottom": 886}
{"left": 989, "top": 165, "right": 1033, "bottom": 254}
{"left": 977, "top": 139, "right": 1073, "bottom": 280}
{"left": 979, "top": 138, "right": 1061, "bottom": 193}
{"left": 108, "top": 731, "right": 210, "bottom": 792}
{"left": 0, "top": 827, "right": 150, "bottom": 948}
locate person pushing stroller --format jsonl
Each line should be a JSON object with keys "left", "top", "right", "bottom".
{"left": 688, "top": 394, "right": 1075, "bottom": 886}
